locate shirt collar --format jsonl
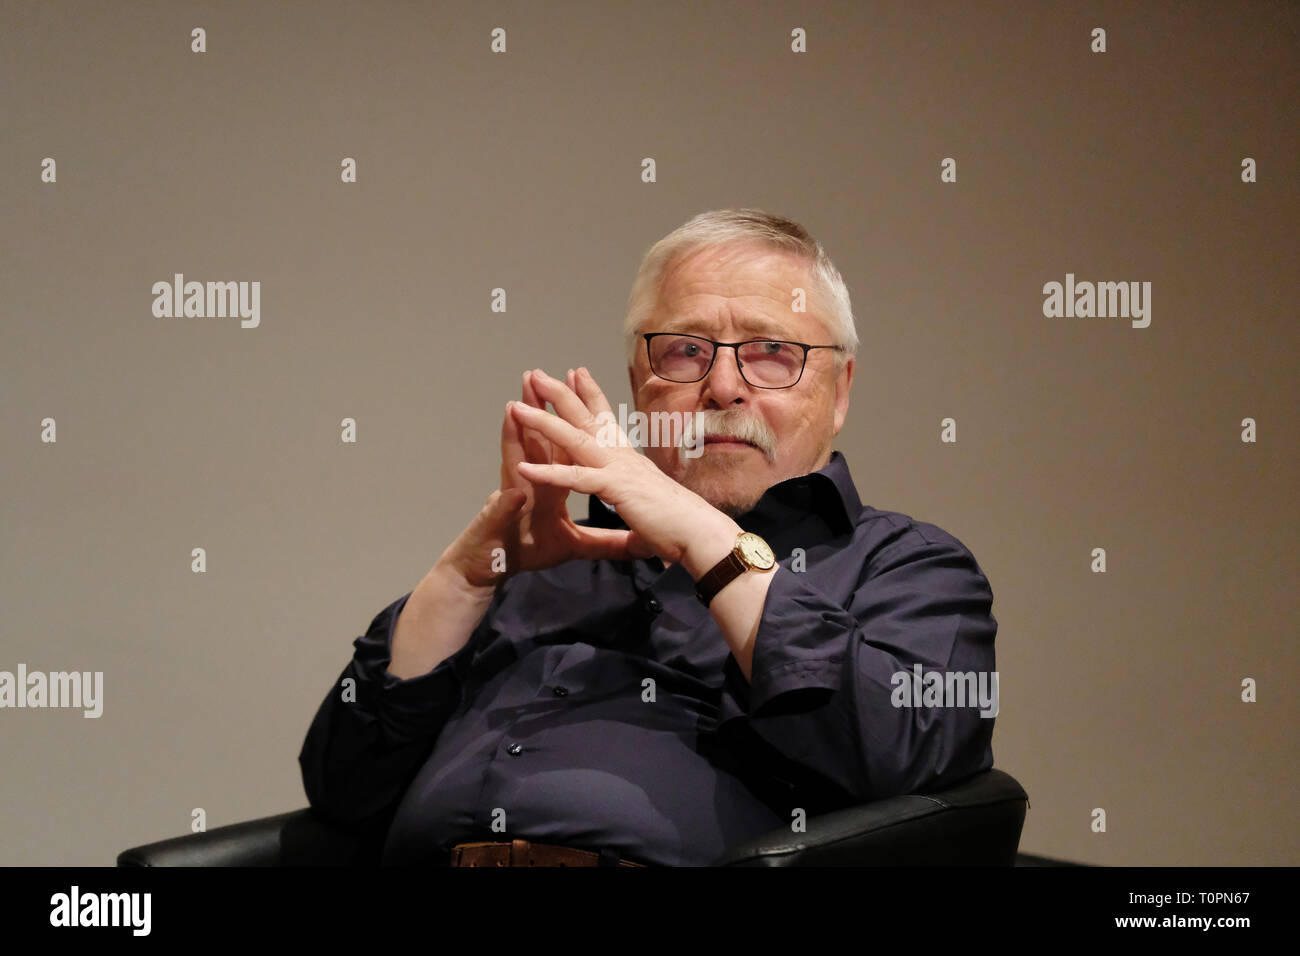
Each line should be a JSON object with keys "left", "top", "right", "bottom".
{"left": 584, "top": 450, "right": 863, "bottom": 536}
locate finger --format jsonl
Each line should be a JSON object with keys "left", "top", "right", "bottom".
{"left": 552, "top": 435, "right": 573, "bottom": 467}
{"left": 514, "top": 459, "right": 604, "bottom": 495}
{"left": 566, "top": 367, "right": 629, "bottom": 449}
{"left": 522, "top": 369, "right": 545, "bottom": 410}
{"left": 500, "top": 401, "right": 529, "bottom": 493}
{"left": 572, "top": 365, "right": 632, "bottom": 448}
{"left": 541, "top": 367, "right": 631, "bottom": 451}
{"left": 573, "top": 366, "right": 616, "bottom": 419}
{"left": 542, "top": 435, "right": 585, "bottom": 507}
{"left": 529, "top": 369, "right": 603, "bottom": 436}
{"left": 520, "top": 371, "right": 575, "bottom": 515}
{"left": 510, "top": 400, "right": 608, "bottom": 467}
{"left": 519, "top": 372, "right": 553, "bottom": 466}
{"left": 565, "top": 525, "right": 642, "bottom": 562}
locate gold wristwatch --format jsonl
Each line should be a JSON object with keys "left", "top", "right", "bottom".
{"left": 694, "top": 532, "right": 776, "bottom": 606}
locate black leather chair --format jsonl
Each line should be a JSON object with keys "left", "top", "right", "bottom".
{"left": 117, "top": 767, "right": 1028, "bottom": 866}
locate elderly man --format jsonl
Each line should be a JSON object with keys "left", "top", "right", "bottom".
{"left": 299, "top": 209, "right": 998, "bottom": 867}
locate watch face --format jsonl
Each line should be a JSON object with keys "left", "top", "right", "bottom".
{"left": 737, "top": 533, "right": 776, "bottom": 570}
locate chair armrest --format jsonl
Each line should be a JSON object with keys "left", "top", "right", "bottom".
{"left": 117, "top": 770, "right": 1029, "bottom": 866}
{"left": 713, "top": 768, "right": 1029, "bottom": 866}
{"left": 116, "top": 808, "right": 382, "bottom": 866}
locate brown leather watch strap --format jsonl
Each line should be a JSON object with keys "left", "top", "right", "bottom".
{"left": 695, "top": 550, "right": 747, "bottom": 606}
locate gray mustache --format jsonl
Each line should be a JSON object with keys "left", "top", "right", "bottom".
{"left": 681, "top": 410, "right": 777, "bottom": 460}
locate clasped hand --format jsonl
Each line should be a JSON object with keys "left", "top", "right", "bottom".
{"left": 441, "top": 367, "right": 736, "bottom": 589}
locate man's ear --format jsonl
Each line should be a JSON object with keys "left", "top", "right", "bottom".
{"left": 627, "top": 365, "right": 636, "bottom": 398}
{"left": 832, "top": 356, "right": 854, "bottom": 435}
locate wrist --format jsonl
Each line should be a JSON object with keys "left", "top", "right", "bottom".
{"left": 680, "top": 513, "right": 744, "bottom": 581}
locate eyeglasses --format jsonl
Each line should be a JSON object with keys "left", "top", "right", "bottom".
{"left": 643, "top": 332, "right": 845, "bottom": 389}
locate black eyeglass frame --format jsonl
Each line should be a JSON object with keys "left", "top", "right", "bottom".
{"left": 642, "top": 332, "right": 846, "bottom": 389}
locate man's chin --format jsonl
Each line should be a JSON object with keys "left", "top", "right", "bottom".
{"left": 710, "top": 498, "right": 761, "bottom": 519}
{"left": 672, "top": 464, "right": 766, "bottom": 518}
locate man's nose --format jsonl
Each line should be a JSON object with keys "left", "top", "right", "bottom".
{"left": 700, "top": 346, "right": 749, "bottom": 406}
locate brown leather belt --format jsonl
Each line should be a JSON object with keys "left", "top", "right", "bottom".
{"left": 449, "top": 839, "right": 646, "bottom": 867}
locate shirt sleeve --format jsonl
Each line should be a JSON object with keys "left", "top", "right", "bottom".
{"left": 297, "top": 591, "right": 483, "bottom": 826}
{"left": 717, "top": 528, "right": 998, "bottom": 804}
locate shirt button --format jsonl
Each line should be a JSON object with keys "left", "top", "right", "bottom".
{"left": 552, "top": 686, "right": 568, "bottom": 697}
{"left": 507, "top": 743, "right": 523, "bottom": 755}
{"left": 644, "top": 596, "right": 663, "bottom": 614}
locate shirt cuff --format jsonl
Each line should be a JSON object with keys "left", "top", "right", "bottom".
{"left": 351, "top": 592, "right": 466, "bottom": 745}
{"left": 720, "top": 565, "right": 849, "bottom": 719}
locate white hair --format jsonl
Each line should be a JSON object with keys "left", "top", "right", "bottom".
{"left": 622, "top": 208, "right": 858, "bottom": 368}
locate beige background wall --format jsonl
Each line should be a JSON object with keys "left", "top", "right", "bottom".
{"left": 2, "top": 0, "right": 1296, "bottom": 866}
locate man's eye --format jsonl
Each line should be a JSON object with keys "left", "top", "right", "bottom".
{"left": 682, "top": 343, "right": 701, "bottom": 357}
{"left": 757, "top": 341, "right": 783, "bottom": 354}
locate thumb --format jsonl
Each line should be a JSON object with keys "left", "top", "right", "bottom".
{"left": 624, "top": 530, "right": 657, "bottom": 560}
{"left": 472, "top": 488, "right": 526, "bottom": 537}
{"left": 568, "top": 526, "right": 658, "bottom": 563}
{"left": 486, "top": 487, "right": 527, "bottom": 523}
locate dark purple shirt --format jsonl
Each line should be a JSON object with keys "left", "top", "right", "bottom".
{"left": 298, "top": 451, "right": 997, "bottom": 865}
